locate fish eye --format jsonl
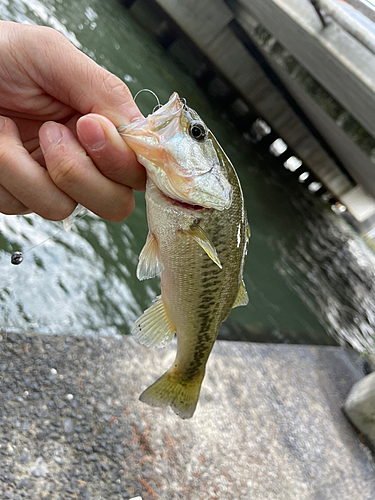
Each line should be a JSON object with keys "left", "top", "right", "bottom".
{"left": 189, "top": 122, "right": 206, "bottom": 141}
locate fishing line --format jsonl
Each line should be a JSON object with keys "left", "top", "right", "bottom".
{"left": 117, "top": 88, "right": 163, "bottom": 136}
{"left": 10, "top": 208, "right": 88, "bottom": 266}
{"left": 152, "top": 103, "right": 163, "bottom": 113}
{"left": 11, "top": 229, "right": 64, "bottom": 265}
{"left": 133, "top": 88, "right": 161, "bottom": 110}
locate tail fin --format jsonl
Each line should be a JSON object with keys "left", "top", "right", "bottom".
{"left": 139, "top": 368, "right": 204, "bottom": 419}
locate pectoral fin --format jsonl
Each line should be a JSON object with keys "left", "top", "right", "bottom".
{"left": 131, "top": 296, "right": 175, "bottom": 348}
{"left": 184, "top": 222, "right": 222, "bottom": 269}
{"left": 136, "top": 232, "right": 162, "bottom": 280}
{"left": 232, "top": 280, "right": 249, "bottom": 308}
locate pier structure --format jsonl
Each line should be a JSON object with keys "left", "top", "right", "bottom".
{"left": 1, "top": 332, "right": 374, "bottom": 499}
{"left": 125, "top": 0, "right": 375, "bottom": 236}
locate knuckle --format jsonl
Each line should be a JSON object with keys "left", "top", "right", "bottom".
{"left": 38, "top": 25, "right": 68, "bottom": 46}
{"left": 48, "top": 156, "right": 80, "bottom": 191}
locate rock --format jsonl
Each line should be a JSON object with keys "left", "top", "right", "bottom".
{"left": 16, "top": 477, "right": 32, "bottom": 490}
{"left": 31, "top": 457, "right": 48, "bottom": 478}
{"left": 18, "top": 451, "right": 30, "bottom": 464}
{"left": 344, "top": 372, "right": 375, "bottom": 451}
{"left": 63, "top": 418, "right": 73, "bottom": 434}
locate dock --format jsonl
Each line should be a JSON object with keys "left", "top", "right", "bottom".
{"left": 124, "top": 0, "right": 375, "bottom": 236}
{"left": 1, "top": 332, "right": 375, "bottom": 499}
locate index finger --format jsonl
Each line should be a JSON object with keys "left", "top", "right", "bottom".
{"left": 16, "top": 23, "right": 142, "bottom": 126}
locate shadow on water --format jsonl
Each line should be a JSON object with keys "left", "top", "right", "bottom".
{"left": 0, "top": 0, "right": 375, "bottom": 352}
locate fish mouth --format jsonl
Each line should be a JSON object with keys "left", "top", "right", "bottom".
{"left": 170, "top": 198, "right": 205, "bottom": 211}
{"left": 148, "top": 179, "right": 207, "bottom": 212}
{"left": 159, "top": 184, "right": 206, "bottom": 211}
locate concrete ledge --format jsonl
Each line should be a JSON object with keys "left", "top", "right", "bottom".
{"left": 154, "top": 0, "right": 234, "bottom": 50}
{"left": 0, "top": 332, "right": 374, "bottom": 499}
{"left": 241, "top": 0, "right": 375, "bottom": 132}
{"left": 344, "top": 371, "right": 375, "bottom": 452}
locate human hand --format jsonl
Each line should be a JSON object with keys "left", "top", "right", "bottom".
{"left": 0, "top": 21, "right": 146, "bottom": 221}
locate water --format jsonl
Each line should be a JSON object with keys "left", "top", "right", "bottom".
{"left": 1, "top": 0, "right": 375, "bottom": 352}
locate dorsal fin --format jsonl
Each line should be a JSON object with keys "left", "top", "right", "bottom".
{"left": 184, "top": 222, "right": 222, "bottom": 269}
{"left": 136, "top": 232, "right": 162, "bottom": 280}
{"left": 232, "top": 280, "right": 249, "bottom": 308}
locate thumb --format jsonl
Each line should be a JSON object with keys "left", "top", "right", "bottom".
{"left": 24, "top": 25, "right": 142, "bottom": 127}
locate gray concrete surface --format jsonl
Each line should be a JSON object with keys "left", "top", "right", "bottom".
{"left": 0, "top": 332, "right": 374, "bottom": 499}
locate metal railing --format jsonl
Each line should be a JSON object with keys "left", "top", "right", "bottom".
{"left": 310, "top": 0, "right": 375, "bottom": 54}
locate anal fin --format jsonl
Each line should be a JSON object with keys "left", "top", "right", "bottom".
{"left": 131, "top": 296, "right": 175, "bottom": 348}
{"left": 232, "top": 280, "right": 249, "bottom": 308}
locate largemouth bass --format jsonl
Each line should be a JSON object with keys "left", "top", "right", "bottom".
{"left": 119, "top": 93, "right": 250, "bottom": 419}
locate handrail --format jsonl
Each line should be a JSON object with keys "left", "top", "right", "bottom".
{"left": 313, "top": 0, "right": 375, "bottom": 55}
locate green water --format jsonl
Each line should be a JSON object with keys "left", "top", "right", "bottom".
{"left": 1, "top": 0, "right": 375, "bottom": 351}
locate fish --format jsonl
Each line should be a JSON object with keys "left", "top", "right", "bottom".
{"left": 119, "top": 92, "right": 250, "bottom": 419}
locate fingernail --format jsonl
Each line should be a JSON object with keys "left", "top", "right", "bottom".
{"left": 0, "top": 116, "right": 6, "bottom": 132}
{"left": 78, "top": 117, "right": 106, "bottom": 151}
{"left": 40, "top": 122, "right": 62, "bottom": 154}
